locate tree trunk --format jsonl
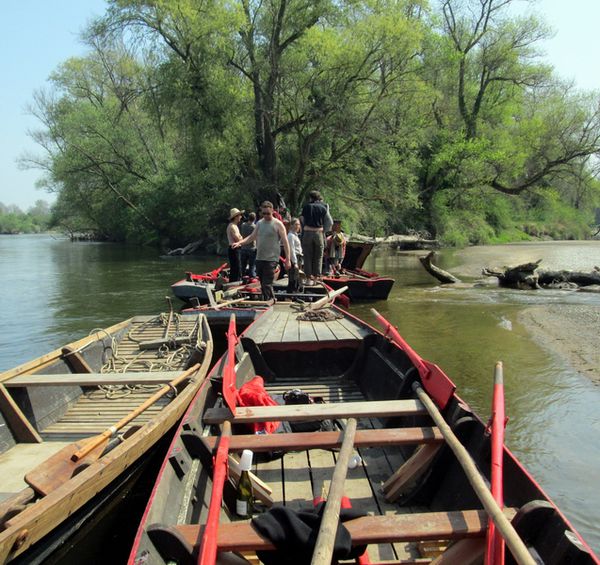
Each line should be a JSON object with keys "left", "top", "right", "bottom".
{"left": 419, "top": 251, "right": 461, "bottom": 284}
{"left": 482, "top": 260, "right": 542, "bottom": 289}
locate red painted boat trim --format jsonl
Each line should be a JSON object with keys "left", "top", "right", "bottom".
{"left": 127, "top": 372, "right": 215, "bottom": 564}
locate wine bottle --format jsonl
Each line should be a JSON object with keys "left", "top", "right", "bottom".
{"left": 236, "top": 449, "right": 254, "bottom": 518}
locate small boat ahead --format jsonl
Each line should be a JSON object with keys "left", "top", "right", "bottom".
{"left": 171, "top": 264, "right": 229, "bottom": 304}
{"left": 323, "top": 241, "right": 395, "bottom": 300}
{"left": 129, "top": 305, "right": 597, "bottom": 565}
{"left": 0, "top": 312, "right": 213, "bottom": 563}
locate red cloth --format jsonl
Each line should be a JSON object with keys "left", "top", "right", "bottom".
{"left": 237, "top": 376, "right": 280, "bottom": 433}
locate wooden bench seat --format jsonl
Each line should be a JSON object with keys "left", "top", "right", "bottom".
{"left": 5, "top": 371, "right": 182, "bottom": 387}
{"left": 202, "top": 427, "right": 443, "bottom": 452}
{"left": 155, "top": 509, "right": 501, "bottom": 552}
{"left": 202, "top": 399, "right": 427, "bottom": 424}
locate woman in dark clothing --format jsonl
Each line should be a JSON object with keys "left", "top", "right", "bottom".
{"left": 299, "top": 191, "right": 329, "bottom": 284}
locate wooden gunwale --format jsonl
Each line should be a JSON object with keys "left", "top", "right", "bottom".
{"left": 0, "top": 317, "right": 213, "bottom": 563}
{"left": 0, "top": 318, "right": 133, "bottom": 383}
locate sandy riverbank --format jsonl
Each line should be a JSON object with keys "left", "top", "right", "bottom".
{"left": 519, "top": 304, "right": 600, "bottom": 385}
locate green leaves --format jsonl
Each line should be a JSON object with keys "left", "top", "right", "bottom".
{"left": 23, "top": 0, "right": 600, "bottom": 246}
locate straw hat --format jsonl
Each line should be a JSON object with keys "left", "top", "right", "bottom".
{"left": 228, "top": 208, "right": 244, "bottom": 220}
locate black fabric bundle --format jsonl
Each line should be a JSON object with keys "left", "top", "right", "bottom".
{"left": 251, "top": 503, "right": 366, "bottom": 565}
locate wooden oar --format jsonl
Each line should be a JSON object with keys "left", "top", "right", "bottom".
{"left": 485, "top": 362, "right": 506, "bottom": 565}
{"left": 197, "top": 314, "right": 238, "bottom": 565}
{"left": 412, "top": 383, "right": 535, "bottom": 565}
{"left": 70, "top": 362, "right": 202, "bottom": 462}
{"left": 311, "top": 417, "right": 358, "bottom": 565}
{"left": 221, "top": 314, "right": 239, "bottom": 414}
{"left": 307, "top": 286, "right": 348, "bottom": 311}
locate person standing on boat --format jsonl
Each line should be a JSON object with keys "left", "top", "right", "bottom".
{"left": 325, "top": 220, "right": 346, "bottom": 275}
{"left": 226, "top": 208, "right": 244, "bottom": 282}
{"left": 233, "top": 201, "right": 291, "bottom": 301}
{"left": 300, "top": 190, "right": 330, "bottom": 285}
{"left": 240, "top": 212, "right": 257, "bottom": 278}
{"left": 286, "top": 217, "right": 303, "bottom": 293}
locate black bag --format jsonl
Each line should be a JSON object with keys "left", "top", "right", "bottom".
{"left": 283, "top": 389, "right": 334, "bottom": 433}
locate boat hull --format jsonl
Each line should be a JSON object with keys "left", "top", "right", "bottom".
{"left": 322, "top": 274, "right": 395, "bottom": 300}
{"left": 0, "top": 314, "right": 213, "bottom": 563}
{"left": 129, "top": 305, "right": 598, "bottom": 564}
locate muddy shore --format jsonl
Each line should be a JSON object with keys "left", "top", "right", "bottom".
{"left": 519, "top": 304, "right": 600, "bottom": 385}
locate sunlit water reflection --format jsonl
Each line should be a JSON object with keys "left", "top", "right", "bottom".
{"left": 1, "top": 235, "right": 599, "bottom": 553}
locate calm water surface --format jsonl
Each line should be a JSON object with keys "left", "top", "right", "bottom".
{"left": 1, "top": 235, "right": 599, "bottom": 554}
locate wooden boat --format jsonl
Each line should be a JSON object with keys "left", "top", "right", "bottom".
{"left": 323, "top": 241, "right": 395, "bottom": 300}
{"left": 171, "top": 264, "right": 229, "bottom": 304}
{"left": 128, "top": 304, "right": 597, "bottom": 564}
{"left": 0, "top": 312, "right": 213, "bottom": 563}
{"left": 173, "top": 267, "right": 330, "bottom": 306}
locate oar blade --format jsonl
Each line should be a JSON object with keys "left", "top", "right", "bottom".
{"left": 25, "top": 436, "right": 110, "bottom": 496}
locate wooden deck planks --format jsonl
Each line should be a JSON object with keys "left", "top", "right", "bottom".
{"left": 326, "top": 320, "right": 357, "bottom": 341}
{"left": 310, "top": 320, "right": 337, "bottom": 341}
{"left": 244, "top": 304, "right": 371, "bottom": 345}
{"left": 282, "top": 451, "right": 312, "bottom": 510}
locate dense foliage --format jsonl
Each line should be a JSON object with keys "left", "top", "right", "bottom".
{"left": 0, "top": 201, "right": 51, "bottom": 234}
{"left": 22, "top": 0, "right": 600, "bottom": 248}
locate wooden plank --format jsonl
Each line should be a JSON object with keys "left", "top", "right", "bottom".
{"left": 334, "top": 443, "right": 397, "bottom": 562}
{"left": 266, "top": 310, "right": 290, "bottom": 343}
{"left": 336, "top": 317, "right": 371, "bottom": 339}
{"left": 5, "top": 371, "right": 183, "bottom": 387}
{"left": 310, "top": 320, "right": 337, "bottom": 341}
{"left": 325, "top": 320, "right": 356, "bottom": 341}
{"left": 0, "top": 385, "right": 42, "bottom": 443}
{"left": 173, "top": 510, "right": 496, "bottom": 551}
{"left": 203, "top": 427, "right": 443, "bottom": 452}
{"left": 297, "top": 320, "right": 317, "bottom": 342}
{"left": 356, "top": 417, "right": 415, "bottom": 561}
{"left": 384, "top": 444, "right": 443, "bottom": 502}
{"left": 281, "top": 315, "right": 299, "bottom": 342}
{"left": 282, "top": 451, "right": 312, "bottom": 510}
{"left": 203, "top": 399, "right": 427, "bottom": 424}
{"left": 255, "top": 456, "right": 284, "bottom": 506}
{"left": 245, "top": 310, "right": 278, "bottom": 343}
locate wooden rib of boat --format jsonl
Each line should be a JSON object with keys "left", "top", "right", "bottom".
{"left": 0, "top": 312, "right": 213, "bottom": 563}
{"left": 128, "top": 305, "right": 598, "bottom": 565}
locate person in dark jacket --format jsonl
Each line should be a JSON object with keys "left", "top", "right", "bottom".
{"left": 299, "top": 191, "right": 328, "bottom": 285}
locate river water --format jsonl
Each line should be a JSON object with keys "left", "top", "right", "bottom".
{"left": 1, "top": 235, "right": 599, "bottom": 554}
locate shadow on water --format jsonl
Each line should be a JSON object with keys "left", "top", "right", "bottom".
{"left": 1, "top": 235, "right": 600, "bottom": 555}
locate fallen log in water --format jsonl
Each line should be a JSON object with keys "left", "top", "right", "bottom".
{"left": 419, "top": 251, "right": 461, "bottom": 284}
{"left": 482, "top": 260, "right": 600, "bottom": 290}
{"left": 538, "top": 267, "right": 600, "bottom": 287}
{"left": 482, "top": 260, "right": 542, "bottom": 289}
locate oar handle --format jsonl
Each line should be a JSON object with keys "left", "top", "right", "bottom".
{"left": 71, "top": 363, "right": 201, "bottom": 461}
{"left": 413, "top": 383, "right": 535, "bottom": 565}
{"left": 486, "top": 361, "right": 506, "bottom": 565}
{"left": 311, "top": 417, "right": 358, "bottom": 565}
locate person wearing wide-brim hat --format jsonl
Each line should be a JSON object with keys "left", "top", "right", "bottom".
{"left": 227, "top": 208, "right": 245, "bottom": 282}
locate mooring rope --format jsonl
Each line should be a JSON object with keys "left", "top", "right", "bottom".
{"left": 82, "top": 314, "right": 202, "bottom": 400}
